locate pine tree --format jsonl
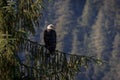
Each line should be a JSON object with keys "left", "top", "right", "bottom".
{"left": 0, "top": 0, "right": 45, "bottom": 79}
{"left": 88, "top": 8, "right": 108, "bottom": 80}
{"left": 80, "top": 0, "right": 94, "bottom": 27}
{"left": 50, "top": 0, "right": 74, "bottom": 52}
{"left": 89, "top": 9, "right": 107, "bottom": 57}
{"left": 102, "top": 32, "right": 120, "bottom": 80}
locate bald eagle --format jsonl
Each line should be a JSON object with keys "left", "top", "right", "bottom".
{"left": 44, "top": 24, "right": 57, "bottom": 54}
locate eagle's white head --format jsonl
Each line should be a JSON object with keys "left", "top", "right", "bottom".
{"left": 47, "top": 24, "right": 55, "bottom": 30}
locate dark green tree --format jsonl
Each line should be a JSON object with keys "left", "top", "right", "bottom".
{"left": 0, "top": 0, "right": 45, "bottom": 79}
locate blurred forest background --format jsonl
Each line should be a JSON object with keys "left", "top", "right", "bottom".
{"left": 31, "top": 0, "right": 120, "bottom": 80}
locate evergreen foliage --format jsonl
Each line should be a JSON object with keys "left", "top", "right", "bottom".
{"left": 0, "top": 0, "right": 45, "bottom": 79}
